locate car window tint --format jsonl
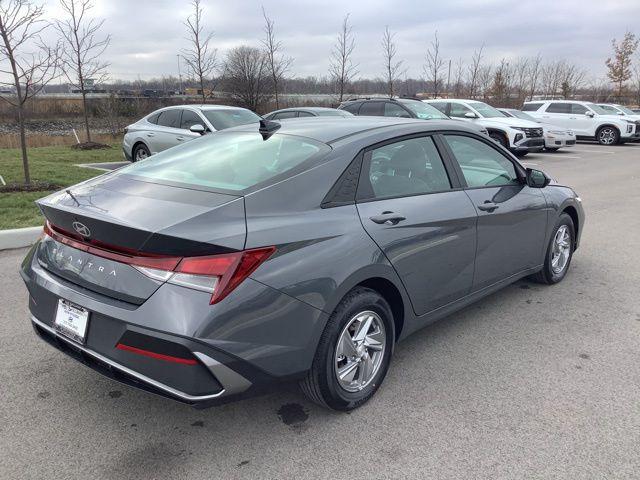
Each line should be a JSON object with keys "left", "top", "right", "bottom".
{"left": 522, "top": 103, "right": 543, "bottom": 112}
{"left": 203, "top": 109, "right": 261, "bottom": 130}
{"left": 444, "top": 135, "right": 519, "bottom": 188}
{"left": 273, "top": 111, "right": 298, "bottom": 120}
{"left": 297, "top": 111, "right": 315, "bottom": 118}
{"left": 358, "top": 102, "right": 384, "bottom": 116}
{"left": 570, "top": 104, "right": 588, "bottom": 114}
{"left": 341, "top": 103, "right": 361, "bottom": 114}
{"left": 360, "top": 136, "right": 451, "bottom": 200}
{"left": 181, "top": 110, "right": 204, "bottom": 129}
{"left": 449, "top": 103, "right": 473, "bottom": 118}
{"left": 545, "top": 103, "right": 570, "bottom": 114}
{"left": 156, "top": 109, "right": 182, "bottom": 128}
{"left": 428, "top": 102, "right": 448, "bottom": 114}
{"left": 147, "top": 112, "right": 160, "bottom": 124}
{"left": 384, "top": 102, "right": 411, "bottom": 118}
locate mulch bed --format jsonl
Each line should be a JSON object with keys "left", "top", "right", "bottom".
{"left": 0, "top": 181, "right": 62, "bottom": 193}
{"left": 71, "top": 142, "right": 112, "bottom": 150}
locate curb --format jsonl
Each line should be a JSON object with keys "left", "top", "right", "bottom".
{"left": 0, "top": 226, "right": 42, "bottom": 251}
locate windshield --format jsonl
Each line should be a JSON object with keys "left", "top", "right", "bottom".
{"left": 469, "top": 102, "right": 506, "bottom": 118}
{"left": 586, "top": 103, "right": 610, "bottom": 115}
{"left": 508, "top": 110, "right": 537, "bottom": 122}
{"left": 598, "top": 104, "right": 621, "bottom": 114}
{"left": 400, "top": 100, "right": 449, "bottom": 119}
{"left": 117, "top": 132, "right": 330, "bottom": 192}
{"left": 615, "top": 105, "right": 637, "bottom": 115}
{"left": 202, "top": 109, "right": 261, "bottom": 130}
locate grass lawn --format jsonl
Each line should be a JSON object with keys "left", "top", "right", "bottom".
{"left": 0, "top": 144, "right": 123, "bottom": 229}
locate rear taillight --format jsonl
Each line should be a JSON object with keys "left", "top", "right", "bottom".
{"left": 43, "top": 221, "right": 275, "bottom": 304}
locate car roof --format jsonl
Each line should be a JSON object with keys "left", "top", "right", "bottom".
{"left": 153, "top": 104, "right": 249, "bottom": 112}
{"left": 524, "top": 100, "right": 589, "bottom": 104}
{"left": 269, "top": 107, "right": 342, "bottom": 113}
{"left": 227, "top": 116, "right": 477, "bottom": 144}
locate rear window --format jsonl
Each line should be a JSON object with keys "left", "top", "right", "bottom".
{"left": 117, "top": 132, "right": 330, "bottom": 192}
{"left": 202, "top": 109, "right": 260, "bottom": 130}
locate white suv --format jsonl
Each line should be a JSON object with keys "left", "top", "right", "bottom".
{"left": 522, "top": 100, "right": 640, "bottom": 145}
{"left": 425, "top": 99, "right": 544, "bottom": 156}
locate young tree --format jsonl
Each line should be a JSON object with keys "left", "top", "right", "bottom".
{"left": 182, "top": 0, "right": 217, "bottom": 103}
{"left": 452, "top": 57, "right": 464, "bottom": 97}
{"left": 490, "top": 58, "right": 512, "bottom": 105}
{"left": 261, "top": 7, "right": 292, "bottom": 109}
{"left": 423, "top": 31, "right": 445, "bottom": 97}
{"left": 526, "top": 54, "right": 542, "bottom": 101}
{"left": 222, "top": 46, "right": 270, "bottom": 112}
{"left": 381, "top": 26, "right": 403, "bottom": 98}
{"left": 55, "top": 0, "right": 110, "bottom": 143}
{"left": 467, "top": 44, "right": 484, "bottom": 98}
{"left": 329, "top": 13, "right": 358, "bottom": 103}
{"left": 633, "top": 65, "right": 640, "bottom": 107}
{"left": 605, "top": 31, "right": 638, "bottom": 99}
{"left": 0, "top": 0, "right": 59, "bottom": 184}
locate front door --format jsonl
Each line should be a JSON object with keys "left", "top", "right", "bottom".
{"left": 356, "top": 135, "right": 478, "bottom": 316}
{"left": 441, "top": 133, "right": 549, "bottom": 290}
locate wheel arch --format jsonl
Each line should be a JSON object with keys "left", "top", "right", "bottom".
{"left": 357, "top": 277, "right": 405, "bottom": 341}
{"left": 561, "top": 205, "right": 580, "bottom": 249}
{"left": 595, "top": 123, "right": 621, "bottom": 135}
{"left": 486, "top": 128, "right": 509, "bottom": 146}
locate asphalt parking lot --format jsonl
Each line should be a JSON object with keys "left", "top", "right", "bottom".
{"left": 1, "top": 142, "right": 639, "bottom": 480}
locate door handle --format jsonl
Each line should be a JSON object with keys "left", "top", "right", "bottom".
{"left": 146, "top": 133, "right": 155, "bottom": 137}
{"left": 370, "top": 211, "right": 406, "bottom": 225}
{"left": 477, "top": 202, "right": 499, "bottom": 212}
{"left": 176, "top": 136, "right": 185, "bottom": 141}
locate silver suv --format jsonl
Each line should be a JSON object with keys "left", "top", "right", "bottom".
{"left": 123, "top": 105, "right": 261, "bottom": 161}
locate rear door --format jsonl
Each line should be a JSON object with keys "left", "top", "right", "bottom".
{"left": 153, "top": 108, "right": 184, "bottom": 152}
{"left": 539, "top": 102, "right": 571, "bottom": 129}
{"left": 441, "top": 133, "right": 548, "bottom": 290}
{"left": 356, "top": 135, "right": 477, "bottom": 316}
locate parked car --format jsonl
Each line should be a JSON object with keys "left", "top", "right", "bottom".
{"left": 425, "top": 99, "right": 544, "bottom": 156}
{"left": 632, "top": 108, "right": 640, "bottom": 114}
{"left": 596, "top": 103, "right": 640, "bottom": 128}
{"left": 264, "top": 107, "right": 353, "bottom": 120}
{"left": 338, "top": 97, "right": 449, "bottom": 120}
{"left": 22, "top": 117, "right": 584, "bottom": 411}
{"left": 522, "top": 100, "right": 640, "bottom": 145}
{"left": 123, "top": 105, "right": 261, "bottom": 161}
{"left": 499, "top": 108, "right": 576, "bottom": 151}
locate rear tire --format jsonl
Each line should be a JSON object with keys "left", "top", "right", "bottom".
{"left": 514, "top": 151, "right": 528, "bottom": 157}
{"left": 132, "top": 143, "right": 150, "bottom": 162}
{"left": 530, "top": 213, "right": 575, "bottom": 285}
{"left": 596, "top": 126, "right": 620, "bottom": 146}
{"left": 300, "top": 287, "right": 394, "bottom": 411}
{"left": 545, "top": 147, "right": 560, "bottom": 152}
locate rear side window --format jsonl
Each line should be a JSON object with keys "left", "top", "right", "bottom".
{"left": 156, "top": 109, "right": 182, "bottom": 128}
{"left": 358, "top": 102, "right": 384, "bottom": 116}
{"left": 273, "top": 111, "right": 298, "bottom": 120}
{"left": 358, "top": 136, "right": 452, "bottom": 200}
{"left": 444, "top": 135, "right": 519, "bottom": 188}
{"left": 341, "top": 102, "right": 361, "bottom": 114}
{"left": 147, "top": 112, "right": 160, "bottom": 124}
{"left": 522, "top": 103, "right": 543, "bottom": 112}
{"left": 181, "top": 110, "right": 204, "bottom": 129}
{"left": 117, "top": 132, "right": 330, "bottom": 192}
{"left": 429, "top": 102, "right": 448, "bottom": 114}
{"left": 384, "top": 102, "right": 411, "bottom": 118}
{"left": 297, "top": 111, "right": 315, "bottom": 118}
{"left": 546, "top": 103, "right": 570, "bottom": 114}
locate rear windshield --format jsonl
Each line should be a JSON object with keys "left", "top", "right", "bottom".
{"left": 118, "top": 132, "right": 330, "bottom": 192}
{"left": 202, "top": 109, "right": 261, "bottom": 130}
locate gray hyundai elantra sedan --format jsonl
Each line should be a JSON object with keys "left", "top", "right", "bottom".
{"left": 20, "top": 117, "right": 584, "bottom": 411}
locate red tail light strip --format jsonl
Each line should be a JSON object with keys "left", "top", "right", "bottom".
{"left": 116, "top": 343, "right": 198, "bottom": 365}
{"left": 43, "top": 221, "right": 276, "bottom": 304}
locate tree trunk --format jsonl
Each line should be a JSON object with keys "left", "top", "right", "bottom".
{"left": 17, "top": 106, "right": 30, "bottom": 185}
{"left": 200, "top": 76, "right": 206, "bottom": 104}
{"left": 81, "top": 89, "right": 91, "bottom": 142}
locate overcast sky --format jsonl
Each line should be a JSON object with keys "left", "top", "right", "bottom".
{"left": 39, "top": 0, "right": 640, "bottom": 83}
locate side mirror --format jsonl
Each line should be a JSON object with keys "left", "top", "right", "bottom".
{"left": 526, "top": 168, "right": 550, "bottom": 188}
{"left": 464, "top": 112, "right": 478, "bottom": 119}
{"left": 585, "top": 111, "right": 595, "bottom": 118}
{"left": 189, "top": 124, "right": 206, "bottom": 135}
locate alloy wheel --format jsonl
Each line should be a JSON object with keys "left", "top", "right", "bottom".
{"left": 551, "top": 225, "right": 571, "bottom": 274}
{"left": 334, "top": 310, "right": 386, "bottom": 392}
{"left": 135, "top": 148, "right": 149, "bottom": 161}
{"left": 599, "top": 128, "right": 616, "bottom": 145}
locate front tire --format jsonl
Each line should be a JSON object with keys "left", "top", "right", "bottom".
{"left": 300, "top": 287, "right": 394, "bottom": 411}
{"left": 596, "top": 126, "right": 620, "bottom": 146}
{"left": 530, "top": 213, "right": 575, "bottom": 284}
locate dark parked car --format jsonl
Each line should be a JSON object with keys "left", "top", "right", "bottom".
{"left": 264, "top": 107, "right": 353, "bottom": 120}
{"left": 21, "top": 117, "right": 584, "bottom": 411}
{"left": 339, "top": 97, "right": 449, "bottom": 120}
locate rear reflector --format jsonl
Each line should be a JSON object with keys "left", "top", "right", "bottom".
{"left": 43, "top": 221, "right": 276, "bottom": 304}
{"left": 116, "top": 343, "right": 198, "bottom": 365}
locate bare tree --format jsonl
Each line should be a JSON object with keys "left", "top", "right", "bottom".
{"left": 423, "top": 31, "right": 445, "bottom": 97}
{"left": 476, "top": 64, "right": 492, "bottom": 99}
{"left": 605, "top": 31, "right": 638, "bottom": 99}
{"left": 182, "top": 0, "right": 217, "bottom": 103}
{"left": 55, "top": 0, "right": 109, "bottom": 143}
{"left": 0, "top": 0, "right": 59, "bottom": 184}
{"left": 526, "top": 54, "right": 542, "bottom": 100}
{"left": 490, "top": 58, "right": 512, "bottom": 105}
{"left": 512, "top": 57, "right": 529, "bottom": 104}
{"left": 329, "top": 13, "right": 358, "bottom": 103}
{"left": 261, "top": 7, "right": 292, "bottom": 109}
{"left": 381, "top": 26, "right": 403, "bottom": 98}
{"left": 222, "top": 45, "right": 270, "bottom": 112}
{"left": 633, "top": 64, "right": 640, "bottom": 107}
{"left": 467, "top": 44, "right": 484, "bottom": 98}
{"left": 452, "top": 57, "right": 464, "bottom": 97}
{"left": 559, "top": 62, "right": 585, "bottom": 99}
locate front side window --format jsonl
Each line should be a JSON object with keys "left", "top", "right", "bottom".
{"left": 401, "top": 100, "right": 449, "bottom": 119}
{"left": 358, "top": 102, "right": 384, "bottom": 116}
{"left": 444, "top": 135, "right": 519, "bottom": 188}
{"left": 117, "top": 132, "right": 330, "bottom": 192}
{"left": 202, "top": 109, "right": 261, "bottom": 130}
{"left": 570, "top": 104, "right": 588, "bottom": 115}
{"left": 384, "top": 102, "right": 412, "bottom": 118}
{"left": 181, "top": 110, "right": 204, "bottom": 129}
{"left": 428, "top": 102, "right": 448, "bottom": 114}
{"left": 468, "top": 102, "right": 505, "bottom": 118}
{"left": 449, "top": 103, "right": 474, "bottom": 118}
{"left": 546, "top": 103, "right": 570, "bottom": 114}
{"left": 341, "top": 102, "right": 361, "bottom": 114}
{"left": 359, "top": 136, "right": 452, "bottom": 200}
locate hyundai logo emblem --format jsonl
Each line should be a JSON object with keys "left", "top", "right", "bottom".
{"left": 72, "top": 221, "right": 91, "bottom": 237}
